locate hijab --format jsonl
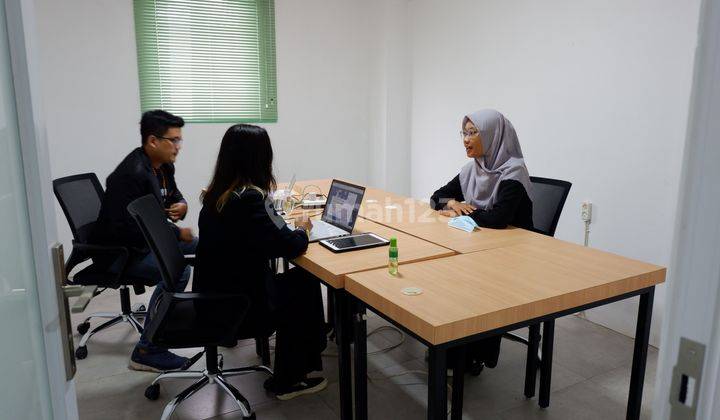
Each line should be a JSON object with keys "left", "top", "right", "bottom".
{"left": 458, "top": 109, "right": 533, "bottom": 209}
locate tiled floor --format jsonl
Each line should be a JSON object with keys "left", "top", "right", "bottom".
{"left": 71, "top": 287, "right": 656, "bottom": 419}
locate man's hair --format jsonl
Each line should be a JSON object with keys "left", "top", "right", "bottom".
{"left": 140, "top": 110, "right": 185, "bottom": 145}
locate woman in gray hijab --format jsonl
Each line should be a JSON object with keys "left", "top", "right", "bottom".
{"left": 430, "top": 109, "right": 534, "bottom": 374}
{"left": 430, "top": 109, "right": 534, "bottom": 230}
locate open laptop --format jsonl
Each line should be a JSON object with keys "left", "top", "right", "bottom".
{"left": 308, "top": 179, "right": 365, "bottom": 242}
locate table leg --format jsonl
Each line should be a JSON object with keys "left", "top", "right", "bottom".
{"left": 525, "top": 323, "right": 541, "bottom": 398}
{"left": 451, "top": 345, "right": 465, "bottom": 420}
{"left": 353, "top": 298, "right": 368, "bottom": 420}
{"left": 327, "top": 290, "right": 336, "bottom": 338}
{"left": 539, "top": 320, "right": 555, "bottom": 408}
{"left": 627, "top": 287, "right": 655, "bottom": 420}
{"left": 428, "top": 346, "right": 448, "bottom": 420}
{"left": 333, "top": 289, "right": 353, "bottom": 420}
{"left": 255, "top": 336, "right": 271, "bottom": 366}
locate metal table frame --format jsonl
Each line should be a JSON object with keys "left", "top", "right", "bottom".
{"left": 351, "top": 286, "right": 655, "bottom": 420}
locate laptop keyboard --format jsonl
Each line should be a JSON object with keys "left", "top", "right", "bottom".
{"left": 310, "top": 221, "right": 347, "bottom": 240}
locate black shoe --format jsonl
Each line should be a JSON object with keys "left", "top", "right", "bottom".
{"left": 128, "top": 347, "right": 188, "bottom": 373}
{"left": 469, "top": 360, "right": 485, "bottom": 376}
{"left": 263, "top": 376, "right": 277, "bottom": 391}
{"left": 270, "top": 377, "right": 328, "bottom": 400}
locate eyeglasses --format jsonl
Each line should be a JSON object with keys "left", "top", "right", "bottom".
{"left": 157, "top": 136, "right": 184, "bottom": 146}
{"left": 460, "top": 129, "right": 480, "bottom": 138}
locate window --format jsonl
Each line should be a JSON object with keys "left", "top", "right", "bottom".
{"left": 133, "top": 0, "right": 277, "bottom": 123}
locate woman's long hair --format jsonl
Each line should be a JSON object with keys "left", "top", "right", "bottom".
{"left": 202, "top": 124, "right": 277, "bottom": 212}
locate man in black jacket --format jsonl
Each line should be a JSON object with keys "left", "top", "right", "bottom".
{"left": 93, "top": 110, "right": 196, "bottom": 372}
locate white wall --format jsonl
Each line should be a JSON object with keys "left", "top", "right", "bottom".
{"left": 36, "top": 0, "right": 702, "bottom": 348}
{"left": 366, "top": 0, "right": 412, "bottom": 195}
{"left": 36, "top": 0, "right": 376, "bottom": 250}
{"left": 408, "top": 0, "right": 701, "bottom": 346}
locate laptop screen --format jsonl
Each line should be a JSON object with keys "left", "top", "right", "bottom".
{"left": 322, "top": 180, "right": 365, "bottom": 232}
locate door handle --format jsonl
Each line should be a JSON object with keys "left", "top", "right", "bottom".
{"left": 52, "top": 243, "right": 77, "bottom": 380}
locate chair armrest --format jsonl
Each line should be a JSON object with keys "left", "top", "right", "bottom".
{"left": 71, "top": 243, "right": 130, "bottom": 261}
{"left": 69, "top": 243, "right": 134, "bottom": 287}
{"left": 72, "top": 242, "right": 129, "bottom": 255}
{"left": 67, "top": 243, "right": 129, "bottom": 275}
{"left": 129, "top": 246, "right": 147, "bottom": 254}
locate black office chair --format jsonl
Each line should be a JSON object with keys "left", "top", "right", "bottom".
{"left": 53, "top": 173, "right": 149, "bottom": 359}
{"left": 128, "top": 194, "right": 271, "bottom": 420}
{"left": 502, "top": 176, "right": 571, "bottom": 374}
{"left": 527, "top": 176, "right": 572, "bottom": 237}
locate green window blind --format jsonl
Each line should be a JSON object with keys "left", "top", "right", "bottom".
{"left": 133, "top": 0, "right": 277, "bottom": 123}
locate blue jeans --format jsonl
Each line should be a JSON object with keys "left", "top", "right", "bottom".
{"left": 111, "top": 238, "right": 197, "bottom": 352}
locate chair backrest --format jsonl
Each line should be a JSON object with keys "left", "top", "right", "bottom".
{"left": 127, "top": 194, "right": 186, "bottom": 291}
{"left": 529, "top": 176, "right": 572, "bottom": 237}
{"left": 128, "top": 195, "right": 251, "bottom": 348}
{"left": 52, "top": 173, "right": 104, "bottom": 243}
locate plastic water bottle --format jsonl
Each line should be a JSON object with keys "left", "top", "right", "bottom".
{"left": 388, "top": 237, "right": 398, "bottom": 276}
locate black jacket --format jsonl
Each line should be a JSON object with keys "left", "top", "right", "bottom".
{"left": 194, "top": 188, "right": 308, "bottom": 299}
{"left": 430, "top": 175, "right": 534, "bottom": 230}
{"left": 92, "top": 147, "right": 186, "bottom": 249}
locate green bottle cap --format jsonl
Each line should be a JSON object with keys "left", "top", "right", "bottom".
{"left": 389, "top": 237, "right": 398, "bottom": 258}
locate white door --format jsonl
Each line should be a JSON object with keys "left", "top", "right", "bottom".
{"left": 0, "top": 1, "right": 77, "bottom": 418}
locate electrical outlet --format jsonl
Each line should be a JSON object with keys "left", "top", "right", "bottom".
{"left": 581, "top": 201, "right": 592, "bottom": 222}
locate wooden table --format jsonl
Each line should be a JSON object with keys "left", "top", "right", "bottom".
{"left": 346, "top": 239, "right": 666, "bottom": 420}
{"left": 287, "top": 214, "right": 454, "bottom": 420}
{"left": 282, "top": 179, "right": 664, "bottom": 419}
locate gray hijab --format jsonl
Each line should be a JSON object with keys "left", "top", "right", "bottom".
{"left": 458, "top": 109, "right": 533, "bottom": 210}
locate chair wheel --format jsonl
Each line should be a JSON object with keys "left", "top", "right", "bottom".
{"left": 145, "top": 384, "right": 160, "bottom": 400}
{"left": 77, "top": 322, "right": 90, "bottom": 335}
{"left": 469, "top": 360, "right": 484, "bottom": 376}
{"left": 75, "top": 346, "right": 88, "bottom": 360}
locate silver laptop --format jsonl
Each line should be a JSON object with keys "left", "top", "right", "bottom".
{"left": 308, "top": 180, "right": 365, "bottom": 242}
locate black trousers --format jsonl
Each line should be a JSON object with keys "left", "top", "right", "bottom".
{"left": 264, "top": 267, "right": 328, "bottom": 386}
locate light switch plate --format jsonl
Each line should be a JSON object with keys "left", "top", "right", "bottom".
{"left": 669, "top": 337, "right": 705, "bottom": 419}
